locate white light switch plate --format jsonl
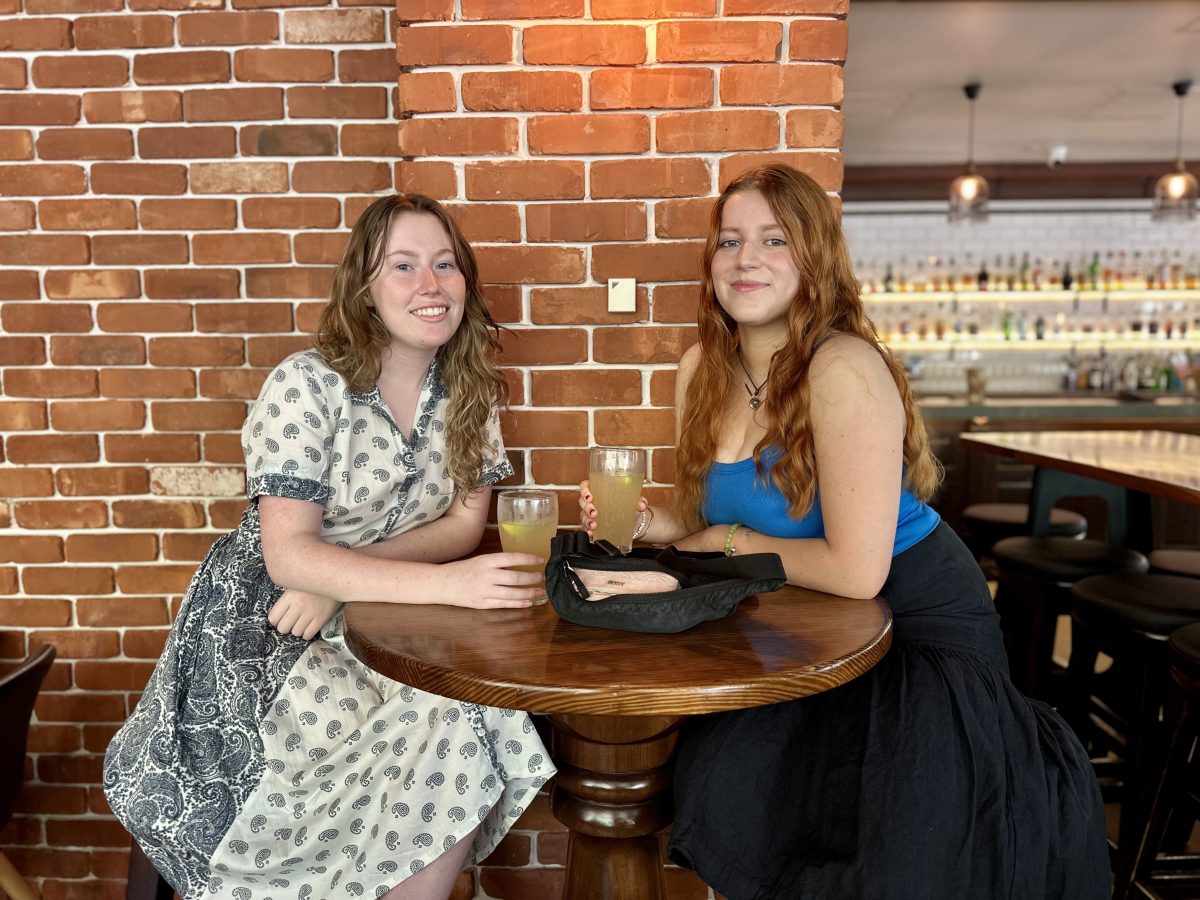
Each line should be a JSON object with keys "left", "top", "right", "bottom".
{"left": 607, "top": 278, "right": 636, "bottom": 313}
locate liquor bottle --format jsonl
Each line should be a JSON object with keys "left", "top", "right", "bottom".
{"left": 1063, "top": 346, "right": 1078, "bottom": 392}
{"left": 1103, "top": 251, "right": 1115, "bottom": 291}
{"left": 1034, "top": 313, "right": 1046, "bottom": 340}
{"left": 912, "top": 258, "right": 928, "bottom": 292}
{"left": 1116, "top": 250, "right": 1128, "bottom": 290}
{"left": 960, "top": 253, "right": 975, "bottom": 291}
{"left": 1088, "top": 252, "right": 1101, "bottom": 291}
{"left": 931, "top": 256, "right": 945, "bottom": 292}
{"left": 1018, "top": 252, "right": 1031, "bottom": 291}
{"left": 1062, "top": 260, "right": 1073, "bottom": 291}
{"left": 1007, "top": 254, "right": 1019, "bottom": 291}
{"left": 883, "top": 261, "right": 895, "bottom": 293}
{"left": 977, "top": 257, "right": 989, "bottom": 291}
{"left": 1001, "top": 307, "right": 1013, "bottom": 340}
{"left": 1016, "top": 309, "right": 1028, "bottom": 340}
{"left": 1171, "top": 250, "right": 1185, "bottom": 290}
{"left": 897, "top": 256, "right": 910, "bottom": 292}
{"left": 1187, "top": 254, "right": 1199, "bottom": 290}
{"left": 1031, "top": 257, "right": 1045, "bottom": 290}
{"left": 1132, "top": 250, "right": 1145, "bottom": 290}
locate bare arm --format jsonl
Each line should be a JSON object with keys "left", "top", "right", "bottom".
{"left": 352, "top": 486, "right": 494, "bottom": 563}
{"left": 259, "top": 488, "right": 543, "bottom": 608}
{"left": 676, "top": 336, "right": 904, "bottom": 599}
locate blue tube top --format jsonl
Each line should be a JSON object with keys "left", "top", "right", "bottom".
{"left": 702, "top": 450, "right": 940, "bottom": 557}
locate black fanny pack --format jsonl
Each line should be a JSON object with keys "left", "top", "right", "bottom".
{"left": 545, "top": 531, "right": 787, "bottom": 634}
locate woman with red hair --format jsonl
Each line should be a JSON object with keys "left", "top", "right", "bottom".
{"left": 581, "top": 164, "right": 1108, "bottom": 899}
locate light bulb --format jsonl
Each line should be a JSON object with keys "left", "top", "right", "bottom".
{"left": 1167, "top": 173, "right": 1190, "bottom": 199}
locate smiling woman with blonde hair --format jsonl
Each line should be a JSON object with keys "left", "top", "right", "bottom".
{"left": 580, "top": 164, "right": 1108, "bottom": 899}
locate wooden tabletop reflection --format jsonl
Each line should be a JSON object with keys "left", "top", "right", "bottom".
{"left": 960, "top": 430, "right": 1200, "bottom": 505}
{"left": 344, "top": 585, "right": 893, "bottom": 717}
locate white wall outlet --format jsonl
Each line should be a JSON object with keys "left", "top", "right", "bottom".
{"left": 607, "top": 277, "right": 636, "bottom": 313}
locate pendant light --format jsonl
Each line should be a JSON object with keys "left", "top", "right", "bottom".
{"left": 948, "top": 82, "right": 989, "bottom": 223}
{"left": 1152, "top": 79, "right": 1198, "bottom": 222}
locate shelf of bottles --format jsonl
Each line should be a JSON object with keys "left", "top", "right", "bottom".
{"left": 855, "top": 252, "right": 1200, "bottom": 395}
{"left": 856, "top": 252, "right": 1200, "bottom": 353}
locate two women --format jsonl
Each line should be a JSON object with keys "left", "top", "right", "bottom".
{"left": 111, "top": 166, "right": 1107, "bottom": 900}
{"left": 105, "top": 195, "right": 554, "bottom": 900}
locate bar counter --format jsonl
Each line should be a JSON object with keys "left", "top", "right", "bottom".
{"left": 916, "top": 394, "right": 1200, "bottom": 548}
{"left": 918, "top": 394, "right": 1200, "bottom": 421}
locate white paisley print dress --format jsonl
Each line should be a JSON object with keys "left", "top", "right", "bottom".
{"left": 103, "top": 349, "right": 554, "bottom": 899}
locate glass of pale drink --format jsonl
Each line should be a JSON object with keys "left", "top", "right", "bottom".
{"left": 588, "top": 447, "right": 647, "bottom": 554}
{"left": 497, "top": 488, "right": 559, "bottom": 605}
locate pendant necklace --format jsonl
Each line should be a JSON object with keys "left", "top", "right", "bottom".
{"left": 737, "top": 351, "right": 767, "bottom": 410}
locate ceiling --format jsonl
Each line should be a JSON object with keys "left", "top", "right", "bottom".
{"left": 843, "top": 0, "right": 1200, "bottom": 167}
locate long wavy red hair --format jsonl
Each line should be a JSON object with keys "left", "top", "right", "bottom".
{"left": 674, "top": 164, "right": 940, "bottom": 532}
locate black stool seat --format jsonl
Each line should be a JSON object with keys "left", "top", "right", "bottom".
{"left": 993, "top": 536, "right": 1148, "bottom": 584}
{"left": 962, "top": 503, "right": 1087, "bottom": 563}
{"left": 1150, "top": 549, "right": 1200, "bottom": 578}
{"left": 1169, "top": 622, "right": 1200, "bottom": 683}
{"left": 1072, "top": 573, "right": 1200, "bottom": 636}
{"left": 963, "top": 502, "right": 1087, "bottom": 536}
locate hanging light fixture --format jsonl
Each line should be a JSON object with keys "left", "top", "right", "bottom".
{"left": 1152, "top": 79, "right": 1197, "bottom": 222}
{"left": 948, "top": 82, "right": 989, "bottom": 223}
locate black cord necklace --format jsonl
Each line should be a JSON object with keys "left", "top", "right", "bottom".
{"left": 737, "top": 351, "right": 767, "bottom": 409}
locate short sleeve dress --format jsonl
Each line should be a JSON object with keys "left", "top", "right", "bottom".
{"left": 103, "top": 349, "right": 555, "bottom": 899}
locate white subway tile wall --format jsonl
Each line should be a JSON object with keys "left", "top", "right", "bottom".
{"left": 843, "top": 203, "right": 1200, "bottom": 279}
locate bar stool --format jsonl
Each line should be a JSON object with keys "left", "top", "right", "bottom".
{"left": 1115, "top": 621, "right": 1200, "bottom": 900}
{"left": 992, "top": 535, "right": 1148, "bottom": 701}
{"left": 1067, "top": 574, "right": 1200, "bottom": 886}
{"left": 1149, "top": 549, "right": 1200, "bottom": 578}
{"left": 961, "top": 502, "right": 1087, "bottom": 575}
{"left": 987, "top": 467, "right": 1150, "bottom": 703}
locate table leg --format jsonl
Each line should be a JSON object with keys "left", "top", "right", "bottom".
{"left": 547, "top": 713, "right": 685, "bottom": 900}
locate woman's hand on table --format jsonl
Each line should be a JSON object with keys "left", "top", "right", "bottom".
{"left": 268, "top": 589, "right": 342, "bottom": 641}
{"left": 439, "top": 554, "right": 545, "bottom": 609}
{"left": 578, "top": 479, "right": 650, "bottom": 537}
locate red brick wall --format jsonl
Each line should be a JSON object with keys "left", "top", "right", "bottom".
{"left": 0, "top": 0, "right": 846, "bottom": 895}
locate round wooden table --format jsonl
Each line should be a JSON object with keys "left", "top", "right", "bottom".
{"left": 344, "top": 585, "right": 892, "bottom": 900}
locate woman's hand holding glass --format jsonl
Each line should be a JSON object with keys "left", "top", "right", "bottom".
{"left": 439, "top": 553, "right": 546, "bottom": 608}
{"left": 578, "top": 480, "right": 651, "bottom": 542}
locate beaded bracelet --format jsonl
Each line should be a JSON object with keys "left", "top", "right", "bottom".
{"left": 723, "top": 523, "right": 742, "bottom": 557}
{"left": 632, "top": 506, "right": 654, "bottom": 541}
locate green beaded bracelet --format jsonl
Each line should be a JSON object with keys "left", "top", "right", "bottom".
{"left": 723, "top": 522, "right": 742, "bottom": 557}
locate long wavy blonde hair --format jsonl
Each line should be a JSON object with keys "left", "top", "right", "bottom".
{"left": 313, "top": 194, "right": 507, "bottom": 493}
{"left": 674, "top": 164, "right": 941, "bottom": 532}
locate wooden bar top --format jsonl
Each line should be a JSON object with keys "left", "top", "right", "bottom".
{"left": 960, "top": 429, "right": 1200, "bottom": 506}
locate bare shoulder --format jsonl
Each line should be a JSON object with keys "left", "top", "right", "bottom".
{"left": 809, "top": 334, "right": 898, "bottom": 404}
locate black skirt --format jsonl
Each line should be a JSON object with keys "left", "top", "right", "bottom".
{"left": 667, "top": 523, "right": 1109, "bottom": 900}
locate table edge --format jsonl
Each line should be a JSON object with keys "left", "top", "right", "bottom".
{"left": 345, "top": 596, "right": 894, "bottom": 717}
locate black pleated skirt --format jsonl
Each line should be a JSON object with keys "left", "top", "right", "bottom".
{"left": 667, "top": 523, "right": 1110, "bottom": 900}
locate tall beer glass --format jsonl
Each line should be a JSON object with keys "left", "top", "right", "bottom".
{"left": 497, "top": 489, "right": 558, "bottom": 605}
{"left": 588, "top": 447, "right": 646, "bottom": 554}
